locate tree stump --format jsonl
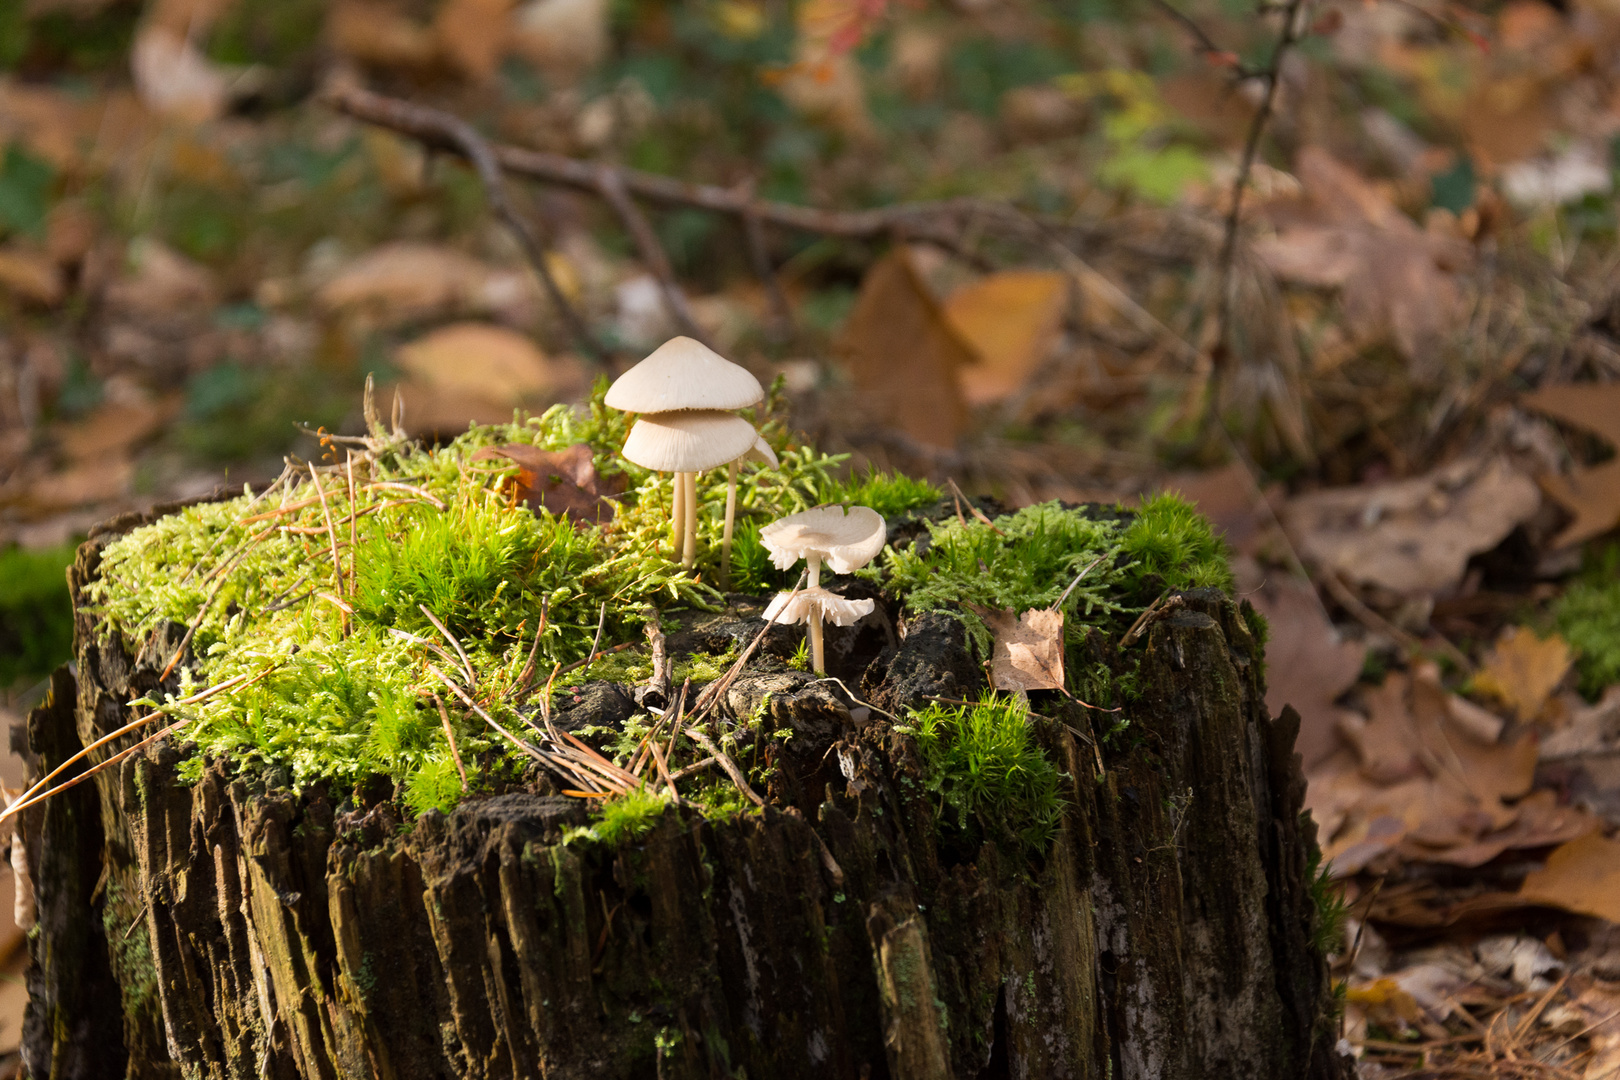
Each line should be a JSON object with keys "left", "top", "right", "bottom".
{"left": 20, "top": 499, "right": 1351, "bottom": 1080}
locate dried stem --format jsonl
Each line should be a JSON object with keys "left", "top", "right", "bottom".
{"left": 418, "top": 604, "right": 477, "bottom": 688}
{"left": 684, "top": 728, "right": 765, "bottom": 808}
{"left": 322, "top": 87, "right": 603, "bottom": 360}
{"left": 594, "top": 165, "right": 710, "bottom": 345}
{"left": 431, "top": 693, "right": 469, "bottom": 792}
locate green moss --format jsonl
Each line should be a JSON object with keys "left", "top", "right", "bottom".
{"left": 1554, "top": 544, "right": 1620, "bottom": 699}
{"left": 1307, "top": 850, "right": 1348, "bottom": 957}
{"left": 901, "top": 694, "right": 1063, "bottom": 859}
{"left": 0, "top": 541, "right": 78, "bottom": 686}
{"left": 564, "top": 786, "right": 669, "bottom": 846}
{"left": 1120, "top": 492, "right": 1234, "bottom": 597}
{"left": 822, "top": 467, "right": 942, "bottom": 519}
{"left": 872, "top": 501, "right": 1129, "bottom": 656}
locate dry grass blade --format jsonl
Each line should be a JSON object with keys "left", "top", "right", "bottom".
{"left": 691, "top": 571, "right": 808, "bottom": 723}
{"left": 431, "top": 693, "right": 469, "bottom": 792}
{"left": 510, "top": 597, "right": 549, "bottom": 699}
{"left": 159, "top": 523, "right": 276, "bottom": 681}
{"left": 1, "top": 664, "right": 277, "bottom": 827}
{"left": 418, "top": 604, "right": 476, "bottom": 688}
{"left": 308, "top": 463, "right": 348, "bottom": 613}
{"left": 346, "top": 453, "right": 359, "bottom": 592}
{"left": 363, "top": 481, "right": 447, "bottom": 510}
{"left": 684, "top": 728, "right": 765, "bottom": 808}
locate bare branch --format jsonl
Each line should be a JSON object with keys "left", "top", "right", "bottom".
{"left": 321, "top": 86, "right": 606, "bottom": 361}
{"left": 594, "top": 166, "right": 711, "bottom": 345}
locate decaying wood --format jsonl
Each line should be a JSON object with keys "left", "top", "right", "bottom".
{"left": 20, "top": 508, "right": 1352, "bottom": 1080}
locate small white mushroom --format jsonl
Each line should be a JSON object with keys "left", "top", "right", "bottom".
{"left": 760, "top": 505, "right": 886, "bottom": 671}
{"left": 764, "top": 587, "right": 874, "bottom": 628}
{"left": 622, "top": 411, "right": 759, "bottom": 568}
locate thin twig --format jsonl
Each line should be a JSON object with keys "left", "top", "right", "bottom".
{"left": 418, "top": 604, "right": 477, "bottom": 688}
{"left": 309, "top": 464, "right": 347, "bottom": 612}
{"left": 1202, "top": 0, "right": 1312, "bottom": 437}
{"left": 325, "top": 86, "right": 1141, "bottom": 260}
{"left": 346, "top": 453, "right": 359, "bottom": 592}
{"left": 1148, "top": 0, "right": 1262, "bottom": 76}
{"left": 690, "top": 570, "right": 808, "bottom": 723}
{"left": 322, "top": 88, "right": 604, "bottom": 360}
{"left": 1054, "top": 553, "right": 1110, "bottom": 610}
{"left": 511, "top": 597, "right": 549, "bottom": 699}
{"left": 432, "top": 693, "right": 469, "bottom": 792}
{"left": 684, "top": 728, "right": 765, "bottom": 808}
{"left": 594, "top": 165, "right": 710, "bottom": 345}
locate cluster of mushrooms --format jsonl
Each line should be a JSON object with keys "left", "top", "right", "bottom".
{"left": 606, "top": 337, "right": 888, "bottom": 674}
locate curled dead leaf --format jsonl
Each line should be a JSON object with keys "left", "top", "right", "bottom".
{"left": 472, "top": 443, "right": 623, "bottom": 525}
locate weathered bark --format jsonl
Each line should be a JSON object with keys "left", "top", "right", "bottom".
{"left": 21, "top": 509, "right": 1352, "bottom": 1080}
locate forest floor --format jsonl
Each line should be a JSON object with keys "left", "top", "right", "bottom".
{"left": 5, "top": 0, "right": 1620, "bottom": 1074}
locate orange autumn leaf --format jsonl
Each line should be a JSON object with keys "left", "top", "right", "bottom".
{"left": 943, "top": 271, "right": 1068, "bottom": 406}
{"left": 1471, "top": 627, "right": 1573, "bottom": 723}
{"left": 1521, "top": 382, "right": 1620, "bottom": 548}
{"left": 1519, "top": 831, "right": 1620, "bottom": 923}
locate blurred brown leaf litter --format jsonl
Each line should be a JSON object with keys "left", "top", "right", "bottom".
{"left": 7, "top": 0, "right": 1620, "bottom": 1072}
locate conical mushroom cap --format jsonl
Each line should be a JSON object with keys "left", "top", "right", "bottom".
{"left": 761, "top": 505, "right": 886, "bottom": 574}
{"left": 605, "top": 336, "right": 765, "bottom": 413}
{"left": 763, "top": 587, "right": 874, "bottom": 627}
{"left": 622, "top": 410, "right": 760, "bottom": 473}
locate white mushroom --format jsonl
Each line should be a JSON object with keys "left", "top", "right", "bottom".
{"left": 764, "top": 587, "right": 874, "bottom": 628}
{"left": 760, "top": 505, "right": 886, "bottom": 672}
{"left": 622, "top": 411, "right": 759, "bottom": 568}
{"left": 606, "top": 336, "right": 774, "bottom": 571}
{"left": 604, "top": 336, "right": 765, "bottom": 413}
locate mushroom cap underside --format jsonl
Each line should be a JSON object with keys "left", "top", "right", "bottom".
{"left": 604, "top": 336, "right": 765, "bottom": 412}
{"left": 763, "top": 587, "right": 875, "bottom": 627}
{"left": 622, "top": 410, "right": 761, "bottom": 472}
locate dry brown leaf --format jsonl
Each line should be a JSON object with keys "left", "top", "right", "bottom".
{"left": 435, "top": 0, "right": 514, "bottom": 81}
{"left": 835, "top": 247, "right": 969, "bottom": 449}
{"left": 471, "top": 443, "right": 622, "bottom": 525}
{"left": 1472, "top": 627, "right": 1573, "bottom": 723}
{"left": 317, "top": 243, "right": 528, "bottom": 326}
{"left": 511, "top": 0, "right": 611, "bottom": 75}
{"left": 130, "top": 25, "right": 231, "bottom": 123}
{"left": 0, "top": 248, "right": 64, "bottom": 307}
{"left": 390, "top": 322, "right": 584, "bottom": 433}
{"left": 943, "top": 271, "right": 1067, "bottom": 406}
{"left": 55, "top": 400, "right": 176, "bottom": 463}
{"left": 327, "top": 1, "right": 440, "bottom": 68}
{"left": 105, "top": 237, "right": 218, "bottom": 317}
{"left": 1256, "top": 148, "right": 1471, "bottom": 364}
{"left": 1315, "top": 668, "right": 1567, "bottom": 875}
{"left": 1521, "top": 382, "right": 1620, "bottom": 548}
{"left": 1246, "top": 574, "right": 1366, "bottom": 767}
{"left": 23, "top": 459, "right": 135, "bottom": 511}
{"left": 971, "top": 605, "right": 1066, "bottom": 694}
{"left": 1283, "top": 455, "right": 1540, "bottom": 595}
{"left": 1519, "top": 832, "right": 1620, "bottom": 923}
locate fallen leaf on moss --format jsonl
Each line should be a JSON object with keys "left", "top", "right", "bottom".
{"left": 471, "top": 443, "right": 623, "bottom": 525}
{"left": 317, "top": 242, "right": 532, "bottom": 326}
{"left": 1472, "top": 627, "right": 1573, "bottom": 723}
{"left": 971, "top": 604, "right": 1066, "bottom": 693}
{"left": 1521, "top": 382, "right": 1620, "bottom": 548}
{"left": 1519, "top": 831, "right": 1620, "bottom": 923}
{"left": 836, "top": 247, "right": 970, "bottom": 449}
{"left": 1283, "top": 455, "right": 1540, "bottom": 595}
{"left": 943, "top": 271, "right": 1068, "bottom": 406}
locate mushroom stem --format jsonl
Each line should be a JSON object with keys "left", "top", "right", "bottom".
{"left": 807, "top": 553, "right": 824, "bottom": 672}
{"left": 721, "top": 459, "right": 739, "bottom": 589}
{"left": 670, "top": 470, "right": 685, "bottom": 559}
{"left": 682, "top": 471, "right": 697, "bottom": 569}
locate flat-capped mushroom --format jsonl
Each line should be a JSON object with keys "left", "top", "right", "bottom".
{"left": 604, "top": 336, "right": 764, "bottom": 413}
{"left": 760, "top": 505, "right": 886, "bottom": 671}
{"left": 622, "top": 410, "right": 759, "bottom": 568}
